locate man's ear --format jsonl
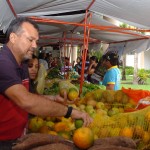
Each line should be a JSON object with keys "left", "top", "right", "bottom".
{"left": 9, "top": 32, "right": 17, "bottom": 44}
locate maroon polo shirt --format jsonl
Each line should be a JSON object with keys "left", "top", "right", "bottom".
{"left": 0, "top": 45, "right": 29, "bottom": 140}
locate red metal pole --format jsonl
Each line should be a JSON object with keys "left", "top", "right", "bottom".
{"left": 79, "top": 12, "right": 92, "bottom": 95}
{"left": 79, "top": 10, "right": 88, "bottom": 95}
{"left": 6, "top": 0, "right": 17, "bottom": 17}
{"left": 62, "top": 32, "right": 67, "bottom": 79}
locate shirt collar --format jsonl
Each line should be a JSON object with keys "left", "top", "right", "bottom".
{"left": 108, "top": 65, "right": 118, "bottom": 71}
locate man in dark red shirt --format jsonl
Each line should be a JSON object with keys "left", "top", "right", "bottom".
{"left": 0, "top": 17, "right": 92, "bottom": 149}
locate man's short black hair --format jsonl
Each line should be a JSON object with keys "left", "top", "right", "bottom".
{"left": 102, "top": 52, "right": 119, "bottom": 66}
{"left": 5, "top": 17, "right": 39, "bottom": 43}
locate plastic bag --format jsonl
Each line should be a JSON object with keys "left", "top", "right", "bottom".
{"left": 122, "top": 87, "right": 150, "bottom": 104}
{"left": 35, "top": 64, "right": 47, "bottom": 94}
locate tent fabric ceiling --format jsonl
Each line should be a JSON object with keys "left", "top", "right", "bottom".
{"left": 0, "top": 0, "right": 15, "bottom": 32}
{"left": 0, "top": 0, "right": 150, "bottom": 48}
{"left": 90, "top": 0, "right": 150, "bottom": 29}
{"left": 9, "top": 0, "right": 90, "bottom": 17}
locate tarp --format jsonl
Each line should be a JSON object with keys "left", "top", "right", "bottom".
{"left": 0, "top": 0, "right": 150, "bottom": 52}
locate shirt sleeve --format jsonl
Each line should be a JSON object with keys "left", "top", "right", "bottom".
{"left": 0, "top": 60, "right": 22, "bottom": 93}
{"left": 106, "top": 71, "right": 116, "bottom": 84}
{"left": 102, "top": 70, "right": 116, "bottom": 86}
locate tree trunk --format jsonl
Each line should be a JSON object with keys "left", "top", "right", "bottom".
{"left": 122, "top": 54, "right": 126, "bottom": 80}
{"left": 133, "top": 52, "right": 138, "bottom": 84}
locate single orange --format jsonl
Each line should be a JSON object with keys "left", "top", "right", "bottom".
{"left": 47, "top": 130, "right": 58, "bottom": 136}
{"left": 142, "top": 131, "right": 150, "bottom": 143}
{"left": 73, "top": 127, "right": 94, "bottom": 149}
{"left": 68, "top": 91, "right": 78, "bottom": 101}
{"left": 38, "top": 125, "right": 50, "bottom": 133}
{"left": 145, "top": 112, "right": 150, "bottom": 121}
{"left": 58, "top": 131, "right": 71, "bottom": 140}
{"left": 120, "top": 127, "right": 133, "bottom": 138}
{"left": 53, "top": 122, "right": 70, "bottom": 132}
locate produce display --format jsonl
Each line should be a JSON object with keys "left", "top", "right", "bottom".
{"left": 27, "top": 79, "right": 150, "bottom": 149}
{"left": 27, "top": 68, "right": 150, "bottom": 150}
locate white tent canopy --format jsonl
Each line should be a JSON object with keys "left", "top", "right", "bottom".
{"left": 1, "top": 0, "right": 150, "bottom": 53}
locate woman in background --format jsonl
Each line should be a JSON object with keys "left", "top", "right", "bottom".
{"left": 86, "top": 56, "right": 98, "bottom": 82}
{"left": 74, "top": 57, "right": 81, "bottom": 72}
{"left": 28, "top": 54, "right": 39, "bottom": 93}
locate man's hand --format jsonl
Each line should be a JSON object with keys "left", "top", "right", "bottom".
{"left": 45, "top": 90, "right": 79, "bottom": 105}
{"left": 71, "top": 109, "right": 93, "bottom": 127}
{"left": 54, "top": 94, "right": 67, "bottom": 105}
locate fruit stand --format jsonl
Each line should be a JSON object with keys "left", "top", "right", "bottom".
{"left": 13, "top": 68, "right": 150, "bottom": 150}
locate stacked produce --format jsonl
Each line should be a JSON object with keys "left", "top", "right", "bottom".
{"left": 24, "top": 59, "right": 150, "bottom": 149}
{"left": 27, "top": 81, "right": 150, "bottom": 150}
{"left": 27, "top": 69, "right": 150, "bottom": 150}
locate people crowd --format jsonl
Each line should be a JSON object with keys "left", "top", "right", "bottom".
{"left": 37, "top": 49, "right": 120, "bottom": 91}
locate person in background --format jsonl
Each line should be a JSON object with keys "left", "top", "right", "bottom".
{"left": 38, "top": 52, "right": 49, "bottom": 70}
{"left": 74, "top": 57, "right": 81, "bottom": 72}
{"left": 64, "top": 57, "right": 72, "bottom": 71}
{"left": 0, "top": 17, "right": 92, "bottom": 149}
{"left": 86, "top": 56, "right": 98, "bottom": 82}
{"left": 77, "top": 50, "right": 90, "bottom": 75}
{"left": 48, "top": 56, "right": 53, "bottom": 68}
{"left": 51, "top": 57, "right": 59, "bottom": 68}
{"left": 101, "top": 52, "right": 121, "bottom": 90}
{"left": 28, "top": 54, "right": 39, "bottom": 93}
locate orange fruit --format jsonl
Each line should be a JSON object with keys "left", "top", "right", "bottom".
{"left": 142, "top": 131, "right": 150, "bottom": 143}
{"left": 48, "top": 130, "right": 58, "bottom": 136}
{"left": 53, "top": 122, "right": 70, "bottom": 132}
{"left": 73, "top": 127, "right": 94, "bottom": 149}
{"left": 38, "top": 125, "right": 50, "bottom": 133}
{"left": 145, "top": 112, "right": 150, "bottom": 121}
{"left": 28, "top": 116, "right": 44, "bottom": 132}
{"left": 58, "top": 131, "right": 71, "bottom": 140}
{"left": 134, "top": 125, "right": 144, "bottom": 138}
{"left": 120, "top": 127, "right": 133, "bottom": 138}
{"left": 68, "top": 88, "right": 79, "bottom": 101}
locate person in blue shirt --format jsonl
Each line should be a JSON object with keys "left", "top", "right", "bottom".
{"left": 101, "top": 52, "right": 121, "bottom": 90}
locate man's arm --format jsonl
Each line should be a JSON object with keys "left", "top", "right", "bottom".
{"left": 5, "top": 84, "right": 68, "bottom": 117}
{"left": 5, "top": 84, "right": 92, "bottom": 126}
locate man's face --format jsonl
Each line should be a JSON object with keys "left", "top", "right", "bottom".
{"left": 13, "top": 22, "right": 39, "bottom": 61}
{"left": 101, "top": 59, "right": 107, "bottom": 67}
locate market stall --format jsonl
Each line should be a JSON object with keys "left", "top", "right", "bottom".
{"left": 1, "top": 1, "right": 150, "bottom": 150}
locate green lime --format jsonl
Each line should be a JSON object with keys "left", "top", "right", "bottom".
{"left": 75, "top": 119, "right": 84, "bottom": 129}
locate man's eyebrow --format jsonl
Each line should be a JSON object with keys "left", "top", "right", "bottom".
{"left": 28, "top": 35, "right": 39, "bottom": 41}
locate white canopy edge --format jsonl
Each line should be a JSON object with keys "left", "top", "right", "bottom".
{"left": 107, "top": 39, "right": 150, "bottom": 56}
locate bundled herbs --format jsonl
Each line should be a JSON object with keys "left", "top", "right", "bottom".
{"left": 46, "top": 67, "right": 63, "bottom": 79}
